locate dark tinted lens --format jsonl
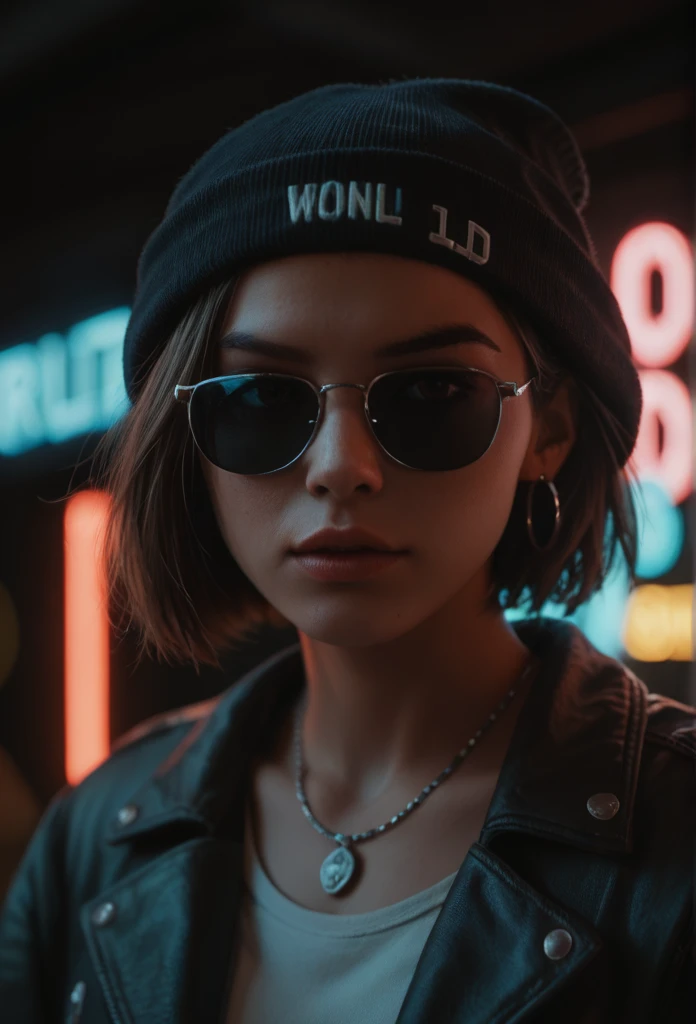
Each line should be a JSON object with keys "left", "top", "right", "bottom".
{"left": 190, "top": 375, "right": 318, "bottom": 474}
{"left": 369, "top": 369, "right": 502, "bottom": 470}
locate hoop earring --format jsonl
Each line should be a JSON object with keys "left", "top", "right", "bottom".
{"left": 526, "top": 474, "right": 561, "bottom": 551}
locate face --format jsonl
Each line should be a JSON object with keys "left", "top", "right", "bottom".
{"left": 199, "top": 252, "right": 574, "bottom": 647}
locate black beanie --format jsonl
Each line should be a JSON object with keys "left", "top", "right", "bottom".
{"left": 122, "top": 77, "right": 642, "bottom": 466}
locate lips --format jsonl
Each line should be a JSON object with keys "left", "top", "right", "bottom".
{"left": 291, "top": 527, "right": 403, "bottom": 554}
{"left": 311, "top": 547, "right": 382, "bottom": 553}
{"left": 291, "top": 548, "right": 407, "bottom": 581}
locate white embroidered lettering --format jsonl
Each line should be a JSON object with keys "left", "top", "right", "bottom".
{"left": 318, "top": 181, "right": 345, "bottom": 220}
{"left": 348, "top": 181, "right": 373, "bottom": 220}
{"left": 287, "top": 184, "right": 318, "bottom": 223}
{"left": 428, "top": 205, "right": 455, "bottom": 249}
{"left": 288, "top": 181, "right": 407, "bottom": 231}
{"left": 463, "top": 221, "right": 490, "bottom": 264}
{"left": 429, "top": 205, "right": 490, "bottom": 265}
{"left": 375, "top": 183, "right": 403, "bottom": 226}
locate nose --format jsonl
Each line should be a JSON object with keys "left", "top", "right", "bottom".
{"left": 301, "top": 382, "right": 385, "bottom": 490}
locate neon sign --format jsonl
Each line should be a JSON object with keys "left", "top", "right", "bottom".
{"left": 63, "top": 490, "right": 111, "bottom": 785}
{"left": 0, "top": 308, "right": 130, "bottom": 456}
{"left": 611, "top": 222, "right": 694, "bottom": 506}
{"left": 623, "top": 584, "right": 693, "bottom": 662}
{"left": 612, "top": 221, "right": 694, "bottom": 661}
{"left": 631, "top": 370, "right": 692, "bottom": 505}
{"left": 611, "top": 222, "right": 693, "bottom": 367}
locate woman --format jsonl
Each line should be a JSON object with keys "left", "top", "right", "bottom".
{"left": 1, "top": 78, "right": 694, "bottom": 1024}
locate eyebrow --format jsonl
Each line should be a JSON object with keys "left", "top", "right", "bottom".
{"left": 218, "top": 323, "right": 502, "bottom": 363}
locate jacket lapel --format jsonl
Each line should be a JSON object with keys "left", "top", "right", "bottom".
{"left": 484, "top": 617, "right": 645, "bottom": 855}
{"left": 394, "top": 842, "right": 604, "bottom": 1023}
{"left": 87, "top": 620, "right": 646, "bottom": 1024}
{"left": 80, "top": 838, "right": 246, "bottom": 1024}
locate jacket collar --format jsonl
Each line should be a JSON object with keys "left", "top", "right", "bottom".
{"left": 106, "top": 617, "right": 648, "bottom": 855}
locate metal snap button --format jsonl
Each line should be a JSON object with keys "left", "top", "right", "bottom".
{"left": 587, "top": 793, "right": 620, "bottom": 820}
{"left": 92, "top": 901, "right": 117, "bottom": 927}
{"left": 68, "top": 980, "right": 86, "bottom": 1023}
{"left": 70, "top": 981, "right": 86, "bottom": 1003}
{"left": 544, "top": 928, "right": 573, "bottom": 960}
{"left": 117, "top": 804, "right": 139, "bottom": 827}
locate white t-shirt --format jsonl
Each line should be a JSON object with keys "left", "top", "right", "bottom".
{"left": 226, "top": 811, "right": 458, "bottom": 1024}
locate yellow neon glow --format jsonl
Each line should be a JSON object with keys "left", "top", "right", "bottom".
{"left": 623, "top": 584, "right": 694, "bottom": 662}
{"left": 64, "top": 490, "right": 111, "bottom": 785}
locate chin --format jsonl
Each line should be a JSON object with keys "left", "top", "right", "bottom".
{"left": 289, "top": 602, "right": 428, "bottom": 649}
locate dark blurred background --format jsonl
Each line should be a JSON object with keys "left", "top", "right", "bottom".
{"left": 0, "top": 0, "right": 694, "bottom": 897}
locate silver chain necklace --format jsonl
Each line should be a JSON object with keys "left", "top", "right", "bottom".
{"left": 293, "top": 658, "right": 535, "bottom": 896}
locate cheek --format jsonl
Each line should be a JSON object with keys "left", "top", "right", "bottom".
{"left": 425, "top": 470, "right": 517, "bottom": 565}
{"left": 421, "top": 415, "right": 528, "bottom": 564}
{"left": 202, "top": 466, "right": 289, "bottom": 570}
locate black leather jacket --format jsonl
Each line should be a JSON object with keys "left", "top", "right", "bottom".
{"left": 1, "top": 618, "right": 695, "bottom": 1023}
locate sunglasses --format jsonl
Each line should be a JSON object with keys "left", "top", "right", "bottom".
{"left": 173, "top": 366, "right": 536, "bottom": 475}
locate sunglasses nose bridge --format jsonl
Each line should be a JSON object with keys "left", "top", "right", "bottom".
{"left": 308, "top": 377, "right": 408, "bottom": 472}
{"left": 316, "top": 380, "right": 372, "bottom": 418}
{"left": 312, "top": 380, "right": 375, "bottom": 442}
{"left": 318, "top": 381, "right": 369, "bottom": 396}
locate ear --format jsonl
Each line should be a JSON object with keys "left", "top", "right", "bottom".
{"left": 519, "top": 377, "right": 578, "bottom": 482}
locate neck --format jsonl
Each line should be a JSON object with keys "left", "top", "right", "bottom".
{"left": 276, "top": 580, "right": 538, "bottom": 814}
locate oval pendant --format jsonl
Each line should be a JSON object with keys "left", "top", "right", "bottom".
{"left": 320, "top": 845, "right": 355, "bottom": 895}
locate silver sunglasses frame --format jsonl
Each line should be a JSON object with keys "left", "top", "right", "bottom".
{"left": 173, "top": 367, "right": 537, "bottom": 475}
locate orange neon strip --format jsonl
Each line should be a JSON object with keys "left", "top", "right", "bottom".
{"left": 64, "top": 489, "right": 111, "bottom": 786}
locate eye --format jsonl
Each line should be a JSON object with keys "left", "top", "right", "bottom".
{"left": 409, "top": 377, "right": 460, "bottom": 401}
{"left": 401, "top": 371, "right": 476, "bottom": 403}
{"left": 238, "top": 377, "right": 295, "bottom": 408}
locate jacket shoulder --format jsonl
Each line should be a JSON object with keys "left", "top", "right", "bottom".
{"left": 109, "top": 694, "right": 220, "bottom": 755}
{"left": 54, "top": 695, "right": 225, "bottom": 845}
{"left": 644, "top": 689, "right": 696, "bottom": 758}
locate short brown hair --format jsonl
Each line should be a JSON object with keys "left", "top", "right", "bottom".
{"left": 490, "top": 298, "right": 639, "bottom": 616}
{"left": 88, "top": 276, "right": 640, "bottom": 673}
